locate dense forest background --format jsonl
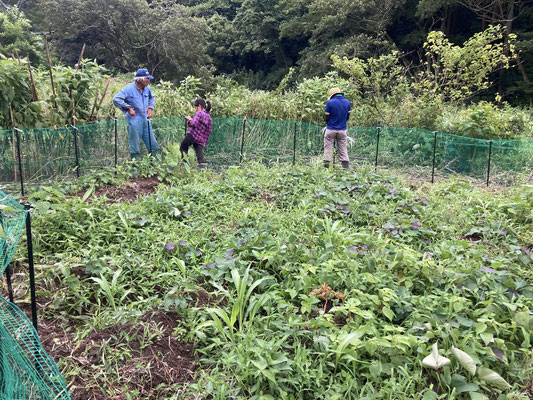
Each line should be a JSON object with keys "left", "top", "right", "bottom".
{"left": 0, "top": 0, "right": 532, "bottom": 138}
{"left": 1, "top": 0, "right": 532, "bottom": 100}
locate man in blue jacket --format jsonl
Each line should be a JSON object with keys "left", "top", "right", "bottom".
{"left": 324, "top": 87, "right": 351, "bottom": 169}
{"left": 113, "top": 68, "right": 158, "bottom": 160}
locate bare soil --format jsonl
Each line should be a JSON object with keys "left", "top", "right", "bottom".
{"left": 80, "top": 176, "right": 164, "bottom": 203}
{"left": 39, "top": 309, "right": 196, "bottom": 400}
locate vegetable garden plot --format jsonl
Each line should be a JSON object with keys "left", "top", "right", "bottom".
{"left": 10, "top": 162, "right": 531, "bottom": 399}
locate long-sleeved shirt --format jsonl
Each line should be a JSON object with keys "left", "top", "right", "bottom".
{"left": 112, "top": 83, "right": 155, "bottom": 118}
{"left": 187, "top": 110, "right": 212, "bottom": 147}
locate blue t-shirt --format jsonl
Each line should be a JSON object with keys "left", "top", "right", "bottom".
{"left": 325, "top": 95, "right": 351, "bottom": 130}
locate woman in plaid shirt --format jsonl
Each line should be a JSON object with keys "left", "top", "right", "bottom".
{"left": 181, "top": 98, "right": 213, "bottom": 168}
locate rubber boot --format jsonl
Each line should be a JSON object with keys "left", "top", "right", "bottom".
{"left": 341, "top": 161, "right": 350, "bottom": 169}
{"left": 323, "top": 161, "right": 330, "bottom": 168}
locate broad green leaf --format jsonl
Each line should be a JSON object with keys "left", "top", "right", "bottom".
{"left": 382, "top": 306, "right": 394, "bottom": 321}
{"left": 514, "top": 312, "right": 530, "bottom": 328}
{"left": 469, "top": 393, "right": 489, "bottom": 400}
{"left": 477, "top": 367, "right": 511, "bottom": 390}
{"left": 422, "top": 390, "right": 438, "bottom": 400}
{"left": 422, "top": 343, "right": 450, "bottom": 370}
{"left": 452, "top": 347, "right": 476, "bottom": 376}
{"left": 480, "top": 332, "right": 493, "bottom": 345}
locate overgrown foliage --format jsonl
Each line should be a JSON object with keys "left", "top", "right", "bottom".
{"left": 6, "top": 160, "right": 533, "bottom": 399}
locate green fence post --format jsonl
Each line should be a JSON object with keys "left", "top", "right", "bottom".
{"left": 374, "top": 126, "right": 381, "bottom": 170}
{"left": 431, "top": 131, "right": 438, "bottom": 184}
{"left": 239, "top": 118, "right": 247, "bottom": 164}
{"left": 292, "top": 121, "right": 297, "bottom": 166}
{"left": 486, "top": 140, "right": 493, "bottom": 187}
{"left": 14, "top": 128, "right": 24, "bottom": 197}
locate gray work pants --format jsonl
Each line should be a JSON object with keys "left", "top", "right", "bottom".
{"left": 324, "top": 129, "right": 349, "bottom": 162}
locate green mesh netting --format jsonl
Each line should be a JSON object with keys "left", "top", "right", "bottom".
{"left": 0, "top": 191, "right": 26, "bottom": 276}
{"left": 1, "top": 191, "right": 70, "bottom": 399}
{"left": 1, "top": 118, "right": 532, "bottom": 186}
{"left": 0, "top": 297, "right": 70, "bottom": 400}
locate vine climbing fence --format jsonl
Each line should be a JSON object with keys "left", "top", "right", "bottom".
{"left": 1, "top": 117, "right": 532, "bottom": 193}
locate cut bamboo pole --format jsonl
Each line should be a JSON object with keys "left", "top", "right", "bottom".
{"left": 44, "top": 35, "right": 58, "bottom": 111}
{"left": 9, "top": 104, "right": 17, "bottom": 181}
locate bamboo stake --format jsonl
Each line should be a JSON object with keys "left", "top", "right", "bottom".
{"left": 9, "top": 104, "right": 17, "bottom": 181}
{"left": 44, "top": 35, "right": 58, "bottom": 110}
{"left": 70, "top": 43, "right": 86, "bottom": 127}
{"left": 13, "top": 50, "right": 22, "bottom": 65}
{"left": 89, "top": 78, "right": 110, "bottom": 121}
{"left": 27, "top": 61, "right": 38, "bottom": 102}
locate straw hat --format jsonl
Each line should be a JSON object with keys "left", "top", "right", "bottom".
{"left": 328, "top": 87, "right": 343, "bottom": 99}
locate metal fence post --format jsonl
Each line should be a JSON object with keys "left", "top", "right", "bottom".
{"left": 374, "top": 126, "right": 381, "bottom": 170}
{"left": 114, "top": 117, "right": 118, "bottom": 169}
{"left": 24, "top": 203, "right": 37, "bottom": 332}
{"left": 184, "top": 117, "right": 188, "bottom": 138}
{"left": 431, "top": 131, "right": 438, "bottom": 184}
{"left": 292, "top": 121, "right": 297, "bottom": 166}
{"left": 486, "top": 140, "right": 493, "bottom": 187}
{"left": 148, "top": 119, "right": 153, "bottom": 155}
{"left": 72, "top": 125, "right": 80, "bottom": 178}
{"left": 5, "top": 266, "right": 14, "bottom": 303}
{"left": 14, "top": 128, "right": 24, "bottom": 197}
{"left": 239, "top": 118, "right": 247, "bottom": 164}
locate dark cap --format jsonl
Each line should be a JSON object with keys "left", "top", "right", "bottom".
{"left": 135, "top": 68, "right": 154, "bottom": 80}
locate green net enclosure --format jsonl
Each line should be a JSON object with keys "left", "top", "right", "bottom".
{"left": 1, "top": 190, "right": 71, "bottom": 399}
{"left": 0, "top": 190, "right": 26, "bottom": 276}
{"left": 490, "top": 138, "right": 533, "bottom": 186}
{"left": 0, "top": 129, "right": 16, "bottom": 184}
{"left": 347, "top": 127, "right": 378, "bottom": 165}
{"left": 19, "top": 126, "right": 76, "bottom": 183}
{"left": 204, "top": 117, "right": 244, "bottom": 166}
{"left": 242, "top": 119, "right": 295, "bottom": 164}
{"left": 0, "top": 297, "right": 70, "bottom": 400}
{"left": 1, "top": 118, "right": 532, "bottom": 186}
{"left": 296, "top": 122, "right": 323, "bottom": 162}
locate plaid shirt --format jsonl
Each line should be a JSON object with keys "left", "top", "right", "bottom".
{"left": 188, "top": 110, "right": 212, "bottom": 147}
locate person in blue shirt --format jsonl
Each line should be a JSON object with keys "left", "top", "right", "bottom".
{"left": 113, "top": 68, "right": 158, "bottom": 160}
{"left": 324, "top": 87, "right": 351, "bottom": 169}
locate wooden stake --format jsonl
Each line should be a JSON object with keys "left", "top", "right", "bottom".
{"left": 9, "top": 104, "right": 17, "bottom": 181}
{"left": 44, "top": 35, "right": 58, "bottom": 110}
{"left": 27, "top": 61, "right": 38, "bottom": 102}
{"left": 70, "top": 43, "right": 86, "bottom": 127}
{"left": 89, "top": 78, "right": 110, "bottom": 121}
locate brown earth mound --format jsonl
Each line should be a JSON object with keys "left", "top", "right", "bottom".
{"left": 39, "top": 309, "right": 196, "bottom": 400}
{"left": 80, "top": 176, "right": 163, "bottom": 203}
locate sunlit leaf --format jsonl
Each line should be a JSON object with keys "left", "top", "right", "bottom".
{"left": 477, "top": 367, "right": 511, "bottom": 390}
{"left": 422, "top": 343, "right": 450, "bottom": 370}
{"left": 452, "top": 347, "right": 476, "bottom": 376}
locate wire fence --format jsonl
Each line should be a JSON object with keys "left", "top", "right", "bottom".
{"left": 1, "top": 117, "right": 532, "bottom": 193}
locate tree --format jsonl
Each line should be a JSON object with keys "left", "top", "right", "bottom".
{"left": 279, "top": 0, "right": 406, "bottom": 78}
{"left": 31, "top": 0, "right": 212, "bottom": 83}
{"left": 0, "top": 7, "right": 43, "bottom": 65}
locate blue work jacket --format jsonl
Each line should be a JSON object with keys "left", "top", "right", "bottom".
{"left": 112, "top": 83, "right": 155, "bottom": 119}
